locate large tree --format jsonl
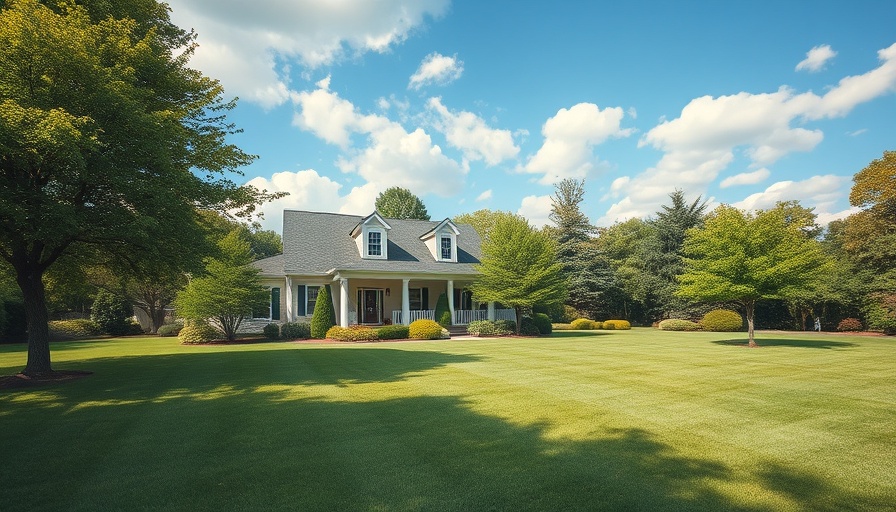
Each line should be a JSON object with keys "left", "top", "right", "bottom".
{"left": 469, "top": 214, "right": 566, "bottom": 334}
{"left": 174, "top": 231, "right": 269, "bottom": 341}
{"left": 0, "top": 0, "right": 276, "bottom": 375}
{"left": 677, "top": 205, "right": 829, "bottom": 347}
{"left": 455, "top": 209, "right": 519, "bottom": 242}
{"left": 375, "top": 187, "right": 430, "bottom": 220}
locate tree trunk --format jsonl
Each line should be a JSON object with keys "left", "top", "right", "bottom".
{"left": 514, "top": 306, "right": 522, "bottom": 335}
{"left": 15, "top": 265, "right": 53, "bottom": 375}
{"left": 745, "top": 300, "right": 758, "bottom": 348}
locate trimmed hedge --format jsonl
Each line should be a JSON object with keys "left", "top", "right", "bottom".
{"left": 467, "top": 320, "right": 495, "bottom": 336}
{"left": 409, "top": 319, "right": 443, "bottom": 340}
{"left": 494, "top": 320, "right": 516, "bottom": 335}
{"left": 157, "top": 323, "right": 182, "bottom": 337}
{"left": 178, "top": 321, "right": 220, "bottom": 344}
{"left": 603, "top": 319, "right": 631, "bottom": 330}
{"left": 263, "top": 323, "right": 280, "bottom": 340}
{"left": 552, "top": 323, "right": 574, "bottom": 330}
{"left": 281, "top": 322, "right": 311, "bottom": 340}
{"left": 377, "top": 324, "right": 409, "bottom": 340}
{"left": 700, "top": 309, "right": 743, "bottom": 332}
{"left": 531, "top": 313, "right": 552, "bottom": 335}
{"left": 325, "top": 325, "right": 379, "bottom": 341}
{"left": 658, "top": 319, "right": 702, "bottom": 331}
{"left": 310, "top": 285, "right": 336, "bottom": 338}
{"left": 48, "top": 319, "right": 102, "bottom": 340}
{"left": 570, "top": 318, "right": 600, "bottom": 330}
{"left": 519, "top": 317, "right": 540, "bottom": 336}
{"left": 837, "top": 318, "right": 863, "bottom": 332}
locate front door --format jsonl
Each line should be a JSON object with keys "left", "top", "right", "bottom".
{"left": 362, "top": 289, "right": 381, "bottom": 324}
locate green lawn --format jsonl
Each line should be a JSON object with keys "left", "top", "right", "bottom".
{"left": 1, "top": 329, "right": 894, "bottom": 511}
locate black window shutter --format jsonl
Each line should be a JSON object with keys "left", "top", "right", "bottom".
{"left": 295, "top": 285, "right": 306, "bottom": 316}
{"left": 422, "top": 288, "right": 429, "bottom": 310}
{"left": 271, "top": 287, "right": 281, "bottom": 320}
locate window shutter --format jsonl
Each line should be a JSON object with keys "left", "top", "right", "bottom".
{"left": 422, "top": 287, "right": 429, "bottom": 310}
{"left": 295, "top": 285, "right": 306, "bottom": 316}
{"left": 271, "top": 287, "right": 281, "bottom": 320}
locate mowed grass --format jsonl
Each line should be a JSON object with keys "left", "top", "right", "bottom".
{"left": 1, "top": 329, "right": 894, "bottom": 511}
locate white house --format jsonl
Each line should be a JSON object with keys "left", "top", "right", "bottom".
{"left": 250, "top": 210, "right": 515, "bottom": 328}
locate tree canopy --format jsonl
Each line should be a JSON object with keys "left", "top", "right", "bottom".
{"left": 0, "top": 0, "right": 277, "bottom": 374}
{"left": 375, "top": 187, "right": 430, "bottom": 220}
{"left": 677, "top": 205, "right": 830, "bottom": 346}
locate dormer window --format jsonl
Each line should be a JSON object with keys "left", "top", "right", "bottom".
{"left": 440, "top": 235, "right": 452, "bottom": 260}
{"left": 368, "top": 230, "right": 382, "bottom": 256}
{"left": 420, "top": 218, "right": 460, "bottom": 263}
{"left": 351, "top": 212, "right": 391, "bottom": 260}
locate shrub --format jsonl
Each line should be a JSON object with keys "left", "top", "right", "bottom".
{"left": 602, "top": 319, "right": 632, "bottom": 330}
{"left": 178, "top": 321, "right": 220, "bottom": 344}
{"left": 519, "top": 317, "right": 540, "bottom": 336}
{"left": 434, "top": 293, "right": 451, "bottom": 327}
{"left": 310, "top": 285, "right": 336, "bottom": 338}
{"left": 48, "top": 319, "right": 102, "bottom": 340}
{"left": 467, "top": 320, "right": 496, "bottom": 336}
{"left": 494, "top": 319, "right": 516, "bottom": 335}
{"left": 157, "top": 323, "right": 182, "bottom": 337}
{"left": 440, "top": 327, "right": 451, "bottom": 339}
{"left": 865, "top": 293, "right": 896, "bottom": 334}
{"left": 837, "top": 318, "right": 863, "bottom": 332}
{"left": 91, "top": 289, "right": 134, "bottom": 336}
{"left": 262, "top": 323, "right": 280, "bottom": 340}
{"left": 658, "top": 319, "right": 702, "bottom": 331}
{"left": 409, "top": 319, "right": 443, "bottom": 340}
{"left": 700, "top": 309, "right": 743, "bottom": 332}
{"left": 531, "top": 313, "right": 552, "bottom": 335}
{"left": 570, "top": 318, "right": 600, "bottom": 330}
{"left": 377, "top": 324, "right": 409, "bottom": 340}
{"left": 281, "top": 322, "right": 311, "bottom": 340}
{"left": 326, "top": 325, "right": 378, "bottom": 341}
{"left": 551, "top": 323, "right": 573, "bottom": 330}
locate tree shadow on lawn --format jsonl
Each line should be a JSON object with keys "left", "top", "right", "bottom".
{"left": 712, "top": 338, "right": 857, "bottom": 350}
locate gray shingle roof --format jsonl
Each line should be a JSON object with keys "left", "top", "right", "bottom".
{"left": 253, "top": 253, "right": 284, "bottom": 276}
{"left": 279, "top": 210, "right": 481, "bottom": 276}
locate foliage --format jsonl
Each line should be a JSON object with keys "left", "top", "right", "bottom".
{"left": 494, "top": 320, "right": 516, "bottom": 335}
{"left": 602, "top": 320, "right": 632, "bottom": 330}
{"left": 551, "top": 323, "right": 574, "bottom": 330}
{"left": 434, "top": 293, "right": 451, "bottom": 327}
{"left": 281, "top": 322, "right": 311, "bottom": 340}
{"left": 519, "top": 317, "right": 541, "bottom": 336}
{"left": 311, "top": 285, "right": 337, "bottom": 338}
{"left": 657, "top": 319, "right": 702, "bottom": 331}
{"left": 0, "top": 0, "right": 278, "bottom": 374}
{"left": 47, "top": 319, "right": 102, "bottom": 340}
{"left": 174, "top": 231, "right": 270, "bottom": 341}
{"left": 199, "top": 211, "right": 283, "bottom": 260}
{"left": 677, "top": 205, "right": 830, "bottom": 347}
{"left": 374, "top": 187, "right": 430, "bottom": 220}
{"left": 263, "top": 323, "right": 280, "bottom": 340}
{"left": 570, "top": 318, "right": 600, "bottom": 330}
{"left": 470, "top": 215, "right": 567, "bottom": 334}
{"left": 325, "top": 325, "right": 378, "bottom": 342}
{"left": 700, "top": 309, "right": 743, "bottom": 332}
{"left": 836, "top": 318, "right": 864, "bottom": 332}
{"left": 850, "top": 150, "right": 896, "bottom": 217}
{"left": 408, "top": 319, "right": 443, "bottom": 340}
{"left": 376, "top": 324, "right": 409, "bottom": 340}
{"left": 595, "top": 218, "right": 663, "bottom": 323}
{"left": 91, "top": 290, "right": 134, "bottom": 336}
{"left": 864, "top": 293, "right": 896, "bottom": 334}
{"left": 467, "top": 320, "right": 496, "bottom": 336}
{"left": 178, "top": 321, "right": 220, "bottom": 344}
{"left": 531, "top": 313, "right": 553, "bottom": 335}
{"left": 156, "top": 323, "right": 183, "bottom": 337}
{"left": 454, "top": 209, "right": 522, "bottom": 242}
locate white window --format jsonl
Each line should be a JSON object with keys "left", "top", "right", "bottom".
{"left": 306, "top": 286, "right": 320, "bottom": 314}
{"left": 368, "top": 230, "right": 382, "bottom": 256}
{"left": 440, "top": 235, "right": 452, "bottom": 260}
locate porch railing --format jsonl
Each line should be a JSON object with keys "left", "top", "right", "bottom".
{"left": 391, "top": 309, "right": 434, "bottom": 325}
{"left": 391, "top": 309, "right": 517, "bottom": 326}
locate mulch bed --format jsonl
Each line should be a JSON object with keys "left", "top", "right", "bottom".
{"left": 0, "top": 370, "right": 93, "bottom": 390}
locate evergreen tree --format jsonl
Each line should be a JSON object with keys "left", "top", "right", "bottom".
{"left": 434, "top": 292, "right": 451, "bottom": 327}
{"left": 310, "top": 285, "right": 336, "bottom": 338}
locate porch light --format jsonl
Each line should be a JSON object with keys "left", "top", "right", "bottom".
{"left": 385, "top": 288, "right": 390, "bottom": 296}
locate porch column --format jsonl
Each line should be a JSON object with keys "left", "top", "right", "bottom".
{"left": 487, "top": 301, "right": 496, "bottom": 321}
{"left": 285, "top": 276, "right": 293, "bottom": 321}
{"left": 447, "top": 280, "right": 455, "bottom": 325}
{"left": 339, "top": 278, "right": 349, "bottom": 328}
{"left": 401, "top": 279, "right": 410, "bottom": 325}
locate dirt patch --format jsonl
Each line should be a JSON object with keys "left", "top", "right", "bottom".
{"left": 0, "top": 370, "right": 93, "bottom": 390}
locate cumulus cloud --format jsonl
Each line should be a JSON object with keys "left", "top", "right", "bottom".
{"left": 245, "top": 170, "right": 346, "bottom": 232}
{"left": 719, "top": 168, "right": 771, "bottom": 188}
{"left": 167, "top": 0, "right": 449, "bottom": 108}
{"left": 599, "top": 43, "right": 896, "bottom": 225}
{"left": 732, "top": 175, "right": 853, "bottom": 224}
{"left": 476, "top": 189, "right": 493, "bottom": 202}
{"left": 517, "top": 195, "right": 553, "bottom": 228}
{"left": 427, "top": 97, "right": 519, "bottom": 165}
{"left": 520, "top": 103, "right": 633, "bottom": 185}
{"left": 409, "top": 52, "right": 464, "bottom": 90}
{"left": 796, "top": 44, "right": 837, "bottom": 73}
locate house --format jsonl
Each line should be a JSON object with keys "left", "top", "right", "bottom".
{"left": 250, "top": 210, "right": 515, "bottom": 328}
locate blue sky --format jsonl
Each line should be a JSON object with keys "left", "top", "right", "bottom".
{"left": 167, "top": 0, "right": 896, "bottom": 233}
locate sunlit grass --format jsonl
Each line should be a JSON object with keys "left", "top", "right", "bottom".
{"left": 1, "top": 330, "right": 894, "bottom": 511}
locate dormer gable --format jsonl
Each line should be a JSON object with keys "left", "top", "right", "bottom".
{"left": 420, "top": 218, "right": 460, "bottom": 262}
{"left": 350, "top": 211, "right": 391, "bottom": 259}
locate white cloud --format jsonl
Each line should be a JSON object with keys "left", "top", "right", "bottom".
{"left": 732, "top": 174, "right": 851, "bottom": 219}
{"left": 409, "top": 52, "right": 464, "bottom": 90}
{"left": 796, "top": 44, "right": 837, "bottom": 73}
{"left": 476, "top": 189, "right": 493, "bottom": 202}
{"left": 167, "top": 0, "right": 449, "bottom": 108}
{"left": 847, "top": 128, "right": 868, "bottom": 137}
{"left": 427, "top": 97, "right": 519, "bottom": 165}
{"left": 600, "top": 43, "right": 896, "bottom": 226}
{"left": 520, "top": 103, "right": 633, "bottom": 185}
{"left": 719, "top": 168, "right": 771, "bottom": 188}
{"left": 245, "top": 170, "right": 346, "bottom": 232}
{"left": 517, "top": 195, "right": 553, "bottom": 228}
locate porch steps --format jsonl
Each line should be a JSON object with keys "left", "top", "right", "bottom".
{"left": 447, "top": 325, "right": 469, "bottom": 337}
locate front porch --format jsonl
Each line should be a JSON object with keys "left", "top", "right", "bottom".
{"left": 390, "top": 308, "right": 517, "bottom": 326}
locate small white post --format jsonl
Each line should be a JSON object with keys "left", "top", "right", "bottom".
{"left": 340, "top": 278, "right": 349, "bottom": 327}
{"left": 401, "top": 279, "right": 410, "bottom": 325}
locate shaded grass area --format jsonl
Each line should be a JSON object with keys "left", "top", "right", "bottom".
{"left": 1, "top": 330, "right": 894, "bottom": 511}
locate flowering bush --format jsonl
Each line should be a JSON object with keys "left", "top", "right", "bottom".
{"left": 325, "top": 325, "right": 379, "bottom": 341}
{"left": 836, "top": 318, "right": 863, "bottom": 332}
{"left": 409, "top": 319, "right": 443, "bottom": 340}
{"left": 178, "top": 321, "right": 220, "bottom": 344}
{"left": 570, "top": 318, "right": 600, "bottom": 330}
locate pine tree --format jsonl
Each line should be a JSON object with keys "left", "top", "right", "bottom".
{"left": 311, "top": 285, "right": 336, "bottom": 338}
